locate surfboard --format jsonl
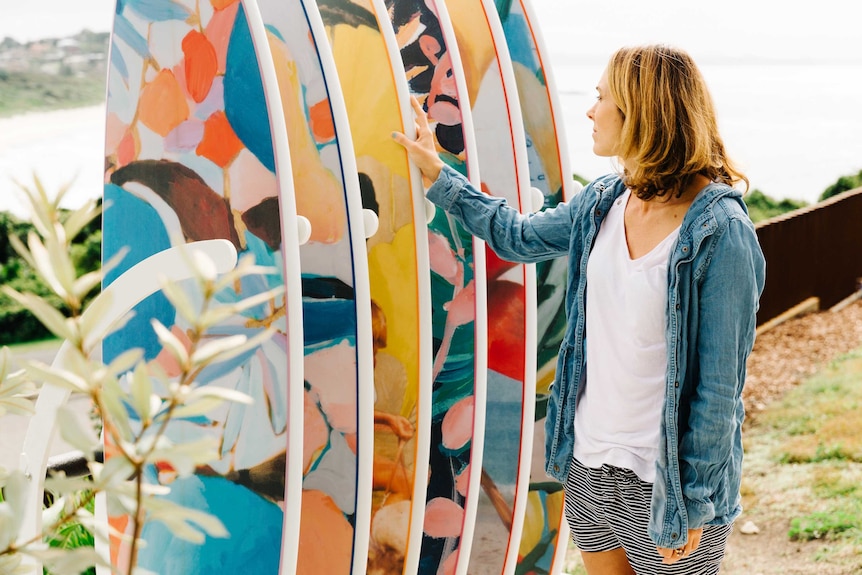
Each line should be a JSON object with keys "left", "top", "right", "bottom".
{"left": 385, "top": 1, "right": 489, "bottom": 573}
{"left": 446, "top": 0, "right": 538, "bottom": 573}
{"left": 494, "top": 0, "right": 578, "bottom": 572}
{"left": 251, "top": 1, "right": 376, "bottom": 574}
{"left": 315, "top": 2, "right": 435, "bottom": 575}
{"left": 101, "top": 0, "right": 305, "bottom": 572}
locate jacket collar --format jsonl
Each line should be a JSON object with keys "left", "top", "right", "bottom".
{"left": 591, "top": 174, "right": 747, "bottom": 243}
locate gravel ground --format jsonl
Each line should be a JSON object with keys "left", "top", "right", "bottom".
{"left": 743, "top": 297, "right": 862, "bottom": 424}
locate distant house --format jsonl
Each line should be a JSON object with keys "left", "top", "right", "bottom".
{"left": 0, "top": 47, "right": 29, "bottom": 72}
{"left": 57, "top": 38, "right": 81, "bottom": 54}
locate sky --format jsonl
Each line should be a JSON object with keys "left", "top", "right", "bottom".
{"left": 2, "top": 0, "right": 861, "bottom": 63}
{"left": 531, "top": 0, "right": 862, "bottom": 64}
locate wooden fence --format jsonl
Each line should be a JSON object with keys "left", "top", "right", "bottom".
{"left": 754, "top": 187, "right": 862, "bottom": 326}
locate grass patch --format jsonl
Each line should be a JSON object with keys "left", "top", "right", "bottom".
{"left": 789, "top": 506, "right": 861, "bottom": 541}
{"left": 740, "top": 345, "right": 862, "bottom": 572}
{"left": 5, "top": 337, "right": 61, "bottom": 353}
{"left": 0, "top": 70, "right": 105, "bottom": 118}
{"left": 760, "top": 350, "right": 862, "bottom": 463}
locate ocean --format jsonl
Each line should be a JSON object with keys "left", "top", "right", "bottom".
{"left": 551, "top": 60, "right": 862, "bottom": 204}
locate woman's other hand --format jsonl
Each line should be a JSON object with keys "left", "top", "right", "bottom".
{"left": 392, "top": 96, "right": 446, "bottom": 187}
{"left": 656, "top": 527, "right": 703, "bottom": 565}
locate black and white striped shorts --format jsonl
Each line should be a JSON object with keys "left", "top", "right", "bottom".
{"left": 564, "top": 458, "right": 732, "bottom": 575}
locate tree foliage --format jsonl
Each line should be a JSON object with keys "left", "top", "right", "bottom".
{"left": 819, "top": 169, "right": 862, "bottom": 202}
{"left": 0, "top": 199, "right": 101, "bottom": 345}
{"left": 743, "top": 189, "right": 808, "bottom": 223}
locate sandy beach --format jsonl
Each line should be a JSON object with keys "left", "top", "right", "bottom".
{"left": 0, "top": 104, "right": 106, "bottom": 218}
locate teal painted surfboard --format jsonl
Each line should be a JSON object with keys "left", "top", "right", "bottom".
{"left": 495, "top": 0, "right": 578, "bottom": 572}
{"left": 387, "top": 0, "right": 490, "bottom": 573}
{"left": 101, "top": 0, "right": 305, "bottom": 572}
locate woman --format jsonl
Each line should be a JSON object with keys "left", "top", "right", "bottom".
{"left": 394, "top": 44, "right": 766, "bottom": 574}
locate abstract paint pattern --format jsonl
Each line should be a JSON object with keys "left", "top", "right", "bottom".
{"left": 317, "top": 0, "right": 433, "bottom": 573}
{"left": 495, "top": 0, "right": 575, "bottom": 572}
{"left": 254, "top": 0, "right": 374, "bottom": 573}
{"left": 387, "top": 0, "right": 487, "bottom": 573}
{"left": 103, "top": 0, "right": 301, "bottom": 572}
{"left": 448, "top": 0, "right": 537, "bottom": 573}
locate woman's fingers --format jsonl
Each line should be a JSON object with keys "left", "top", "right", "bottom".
{"left": 656, "top": 527, "right": 704, "bottom": 564}
{"left": 411, "top": 96, "right": 430, "bottom": 131}
{"left": 391, "top": 95, "right": 445, "bottom": 185}
{"left": 684, "top": 528, "right": 703, "bottom": 558}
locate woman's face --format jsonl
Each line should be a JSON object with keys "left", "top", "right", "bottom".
{"left": 586, "top": 69, "right": 624, "bottom": 160}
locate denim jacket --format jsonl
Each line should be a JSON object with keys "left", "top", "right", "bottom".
{"left": 427, "top": 165, "right": 766, "bottom": 548}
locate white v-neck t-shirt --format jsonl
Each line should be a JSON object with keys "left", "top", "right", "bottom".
{"left": 573, "top": 189, "right": 680, "bottom": 483}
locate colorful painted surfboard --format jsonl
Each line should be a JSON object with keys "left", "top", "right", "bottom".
{"left": 316, "top": 1, "right": 436, "bottom": 575}
{"left": 252, "top": 0, "right": 376, "bottom": 574}
{"left": 495, "top": 0, "right": 578, "bottom": 572}
{"left": 447, "top": 0, "right": 538, "bottom": 573}
{"left": 385, "top": 0, "right": 489, "bottom": 573}
{"left": 101, "top": 0, "right": 305, "bottom": 573}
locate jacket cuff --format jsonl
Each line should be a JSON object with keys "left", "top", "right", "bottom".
{"left": 684, "top": 497, "right": 716, "bottom": 529}
{"left": 426, "top": 164, "right": 468, "bottom": 211}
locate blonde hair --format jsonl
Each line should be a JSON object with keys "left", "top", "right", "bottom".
{"left": 606, "top": 44, "right": 748, "bottom": 199}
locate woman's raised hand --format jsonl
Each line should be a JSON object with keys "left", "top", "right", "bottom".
{"left": 392, "top": 96, "right": 446, "bottom": 187}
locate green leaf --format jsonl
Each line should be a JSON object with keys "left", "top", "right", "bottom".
{"left": 190, "top": 334, "right": 247, "bottom": 367}
{"left": 168, "top": 385, "right": 251, "bottom": 420}
{"left": 130, "top": 363, "right": 154, "bottom": 423}
{"left": 1, "top": 287, "right": 75, "bottom": 341}
{"left": 34, "top": 545, "right": 104, "bottom": 575}
{"left": 0, "top": 471, "right": 28, "bottom": 538}
{"left": 26, "top": 230, "right": 68, "bottom": 299}
{"left": 72, "top": 269, "right": 104, "bottom": 302}
{"left": 199, "top": 286, "right": 286, "bottom": 327}
{"left": 192, "top": 328, "right": 277, "bottom": 372}
{"left": 150, "top": 320, "right": 189, "bottom": 370}
{"left": 21, "top": 362, "right": 89, "bottom": 394}
{"left": 146, "top": 437, "right": 220, "bottom": 477}
{"left": 213, "top": 254, "right": 277, "bottom": 292}
{"left": 8, "top": 233, "right": 36, "bottom": 270}
{"left": 146, "top": 496, "right": 228, "bottom": 543}
{"left": 158, "top": 278, "right": 199, "bottom": 327}
{"left": 100, "top": 245, "right": 129, "bottom": 284}
{"left": 186, "top": 385, "right": 252, "bottom": 406}
{"left": 47, "top": 222, "right": 79, "bottom": 300}
{"left": 0, "top": 369, "right": 36, "bottom": 417}
{"left": 63, "top": 199, "right": 101, "bottom": 240}
{"left": 188, "top": 248, "right": 219, "bottom": 282}
{"left": 104, "top": 348, "right": 144, "bottom": 380}
{"left": 100, "top": 377, "right": 134, "bottom": 442}
{"left": 57, "top": 406, "right": 101, "bottom": 456}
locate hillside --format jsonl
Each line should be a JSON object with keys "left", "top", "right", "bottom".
{"left": 0, "top": 30, "right": 108, "bottom": 117}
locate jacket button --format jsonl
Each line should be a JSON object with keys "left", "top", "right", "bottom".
{"left": 675, "top": 303, "right": 680, "bottom": 310}
{"left": 682, "top": 246, "right": 688, "bottom": 253}
{"left": 675, "top": 381, "right": 680, "bottom": 388}
{"left": 554, "top": 464, "right": 560, "bottom": 472}
{"left": 672, "top": 532, "right": 678, "bottom": 539}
